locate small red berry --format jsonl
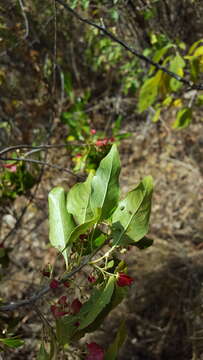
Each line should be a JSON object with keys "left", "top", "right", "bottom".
{"left": 71, "top": 298, "right": 82, "bottom": 314}
{"left": 42, "top": 270, "right": 50, "bottom": 278}
{"left": 50, "top": 279, "right": 59, "bottom": 289}
{"left": 58, "top": 295, "right": 67, "bottom": 305}
{"left": 88, "top": 275, "right": 96, "bottom": 283}
{"left": 95, "top": 139, "right": 104, "bottom": 147}
{"left": 63, "top": 281, "right": 70, "bottom": 288}
{"left": 75, "top": 153, "right": 82, "bottom": 158}
{"left": 117, "top": 273, "right": 134, "bottom": 287}
{"left": 50, "top": 305, "right": 68, "bottom": 318}
{"left": 103, "top": 138, "right": 108, "bottom": 145}
{"left": 109, "top": 136, "right": 115, "bottom": 143}
{"left": 90, "top": 129, "right": 96, "bottom": 135}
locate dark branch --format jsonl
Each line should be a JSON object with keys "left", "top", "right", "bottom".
{"left": 0, "top": 255, "right": 90, "bottom": 311}
{"left": 0, "top": 157, "right": 85, "bottom": 181}
{"left": 0, "top": 236, "right": 110, "bottom": 311}
{"left": 55, "top": 0, "right": 203, "bottom": 91}
{"left": 0, "top": 143, "right": 85, "bottom": 157}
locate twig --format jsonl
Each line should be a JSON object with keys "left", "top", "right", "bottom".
{"left": 52, "top": 0, "right": 57, "bottom": 96}
{"left": 54, "top": 0, "right": 203, "bottom": 91}
{"left": 0, "top": 156, "right": 84, "bottom": 180}
{"left": 0, "top": 143, "right": 85, "bottom": 157}
{"left": 0, "top": 239, "right": 107, "bottom": 312}
{"left": 18, "top": 0, "right": 29, "bottom": 39}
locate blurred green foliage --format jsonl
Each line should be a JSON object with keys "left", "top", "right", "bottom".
{"left": 0, "top": 160, "right": 36, "bottom": 199}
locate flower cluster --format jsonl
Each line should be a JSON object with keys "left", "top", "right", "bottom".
{"left": 95, "top": 137, "right": 115, "bottom": 147}
{"left": 49, "top": 278, "right": 71, "bottom": 289}
{"left": 50, "top": 296, "right": 82, "bottom": 318}
{"left": 49, "top": 279, "right": 59, "bottom": 289}
{"left": 87, "top": 275, "right": 96, "bottom": 283}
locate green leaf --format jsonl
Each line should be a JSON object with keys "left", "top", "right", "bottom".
{"left": 90, "top": 145, "right": 121, "bottom": 220}
{"left": 65, "top": 209, "right": 101, "bottom": 247}
{"left": 162, "top": 95, "right": 173, "bottom": 107}
{"left": 78, "top": 284, "right": 128, "bottom": 336}
{"left": 57, "top": 279, "right": 116, "bottom": 344}
{"left": 56, "top": 316, "right": 79, "bottom": 345}
{"left": 172, "top": 107, "right": 192, "bottom": 129}
{"left": 105, "top": 321, "right": 127, "bottom": 360}
{"left": 138, "top": 72, "right": 161, "bottom": 112}
{"left": 37, "top": 343, "right": 50, "bottom": 360}
{"left": 149, "top": 44, "right": 173, "bottom": 74}
{"left": 0, "top": 337, "right": 24, "bottom": 348}
{"left": 66, "top": 172, "right": 94, "bottom": 224}
{"left": 48, "top": 187, "right": 75, "bottom": 267}
{"left": 193, "top": 45, "right": 203, "bottom": 57}
{"left": 134, "top": 236, "right": 153, "bottom": 249}
{"left": 78, "top": 276, "right": 115, "bottom": 330}
{"left": 169, "top": 54, "right": 185, "bottom": 91}
{"left": 189, "top": 39, "right": 203, "bottom": 55}
{"left": 112, "top": 176, "right": 153, "bottom": 246}
{"left": 151, "top": 108, "right": 161, "bottom": 123}
{"left": 190, "top": 57, "right": 200, "bottom": 81}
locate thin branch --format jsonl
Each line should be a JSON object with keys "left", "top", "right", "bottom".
{"left": 0, "top": 237, "right": 109, "bottom": 312}
{"left": 0, "top": 156, "right": 84, "bottom": 180}
{"left": 52, "top": 0, "right": 57, "bottom": 95}
{"left": 0, "top": 143, "right": 85, "bottom": 157}
{"left": 18, "top": 0, "right": 29, "bottom": 39}
{"left": 55, "top": 0, "right": 203, "bottom": 91}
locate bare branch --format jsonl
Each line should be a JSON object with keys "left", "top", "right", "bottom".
{"left": 0, "top": 143, "right": 85, "bottom": 157}
{"left": 0, "top": 237, "right": 110, "bottom": 311}
{"left": 0, "top": 156, "right": 85, "bottom": 180}
{"left": 18, "top": 0, "right": 29, "bottom": 39}
{"left": 55, "top": 0, "right": 203, "bottom": 91}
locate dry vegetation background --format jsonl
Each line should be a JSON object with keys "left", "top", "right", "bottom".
{"left": 0, "top": 0, "right": 203, "bottom": 359}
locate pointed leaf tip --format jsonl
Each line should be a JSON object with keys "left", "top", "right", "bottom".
{"left": 90, "top": 145, "right": 121, "bottom": 220}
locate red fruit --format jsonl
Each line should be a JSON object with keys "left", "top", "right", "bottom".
{"left": 109, "top": 136, "right": 115, "bottom": 143}
{"left": 95, "top": 139, "right": 107, "bottom": 147}
{"left": 95, "top": 139, "right": 103, "bottom": 147}
{"left": 58, "top": 295, "right": 67, "bottom": 305}
{"left": 75, "top": 153, "right": 82, "bottom": 158}
{"left": 86, "top": 342, "right": 104, "bottom": 360}
{"left": 63, "top": 281, "right": 70, "bottom": 288}
{"left": 42, "top": 270, "right": 50, "bottom": 278}
{"left": 50, "top": 305, "right": 68, "bottom": 318}
{"left": 103, "top": 138, "right": 108, "bottom": 145}
{"left": 50, "top": 279, "right": 59, "bottom": 289}
{"left": 90, "top": 129, "right": 96, "bottom": 135}
{"left": 117, "top": 273, "right": 134, "bottom": 287}
{"left": 71, "top": 298, "right": 82, "bottom": 314}
{"left": 88, "top": 275, "right": 96, "bottom": 283}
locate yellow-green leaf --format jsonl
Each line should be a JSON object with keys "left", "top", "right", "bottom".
{"left": 172, "top": 107, "right": 192, "bottom": 129}
{"left": 138, "top": 72, "right": 162, "bottom": 112}
{"left": 169, "top": 54, "right": 185, "bottom": 91}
